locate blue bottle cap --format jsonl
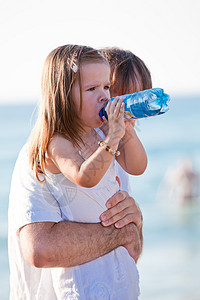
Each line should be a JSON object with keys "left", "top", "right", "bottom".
{"left": 99, "top": 106, "right": 108, "bottom": 121}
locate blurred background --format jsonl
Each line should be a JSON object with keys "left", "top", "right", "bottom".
{"left": 0, "top": 0, "right": 200, "bottom": 299}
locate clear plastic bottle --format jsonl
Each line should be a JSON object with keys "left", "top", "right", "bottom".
{"left": 99, "top": 88, "right": 170, "bottom": 121}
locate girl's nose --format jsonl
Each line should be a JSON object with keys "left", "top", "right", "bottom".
{"left": 98, "top": 96, "right": 109, "bottom": 103}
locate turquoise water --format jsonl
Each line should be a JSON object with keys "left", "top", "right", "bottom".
{"left": 1, "top": 96, "right": 200, "bottom": 299}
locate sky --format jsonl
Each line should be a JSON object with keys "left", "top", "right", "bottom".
{"left": 0, "top": 0, "right": 200, "bottom": 104}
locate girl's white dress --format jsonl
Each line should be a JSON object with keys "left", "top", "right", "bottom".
{"left": 44, "top": 129, "right": 140, "bottom": 299}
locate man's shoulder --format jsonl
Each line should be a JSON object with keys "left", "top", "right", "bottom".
{"left": 11, "top": 143, "right": 45, "bottom": 188}
{"left": 17, "top": 143, "right": 29, "bottom": 164}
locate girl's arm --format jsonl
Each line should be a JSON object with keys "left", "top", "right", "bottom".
{"left": 116, "top": 122, "right": 147, "bottom": 175}
{"left": 47, "top": 97, "right": 125, "bottom": 188}
{"left": 47, "top": 135, "right": 120, "bottom": 188}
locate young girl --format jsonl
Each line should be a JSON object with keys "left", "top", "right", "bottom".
{"left": 28, "top": 44, "right": 147, "bottom": 298}
{"left": 29, "top": 45, "right": 147, "bottom": 221}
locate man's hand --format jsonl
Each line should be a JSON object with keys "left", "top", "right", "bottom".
{"left": 100, "top": 190, "right": 143, "bottom": 262}
{"left": 100, "top": 190, "right": 143, "bottom": 230}
{"left": 123, "top": 225, "right": 142, "bottom": 263}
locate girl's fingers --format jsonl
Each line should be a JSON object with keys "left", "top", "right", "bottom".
{"left": 125, "top": 119, "right": 136, "bottom": 129}
{"left": 102, "top": 116, "right": 108, "bottom": 124}
{"left": 108, "top": 96, "right": 120, "bottom": 115}
{"left": 114, "top": 97, "right": 124, "bottom": 113}
{"left": 113, "top": 97, "right": 124, "bottom": 117}
{"left": 106, "top": 97, "right": 125, "bottom": 121}
{"left": 106, "top": 102, "right": 112, "bottom": 115}
{"left": 119, "top": 102, "right": 125, "bottom": 117}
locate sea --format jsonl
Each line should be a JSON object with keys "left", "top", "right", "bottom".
{"left": 0, "top": 95, "right": 200, "bottom": 300}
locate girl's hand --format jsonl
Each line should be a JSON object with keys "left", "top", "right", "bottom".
{"left": 124, "top": 119, "right": 136, "bottom": 130}
{"left": 105, "top": 97, "right": 125, "bottom": 141}
{"left": 100, "top": 190, "right": 143, "bottom": 230}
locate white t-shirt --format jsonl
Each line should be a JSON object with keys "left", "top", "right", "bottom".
{"left": 8, "top": 144, "right": 139, "bottom": 300}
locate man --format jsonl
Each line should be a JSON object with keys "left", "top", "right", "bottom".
{"left": 8, "top": 143, "right": 142, "bottom": 299}
{"left": 8, "top": 45, "right": 149, "bottom": 299}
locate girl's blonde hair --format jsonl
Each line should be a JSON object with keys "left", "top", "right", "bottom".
{"left": 101, "top": 47, "right": 152, "bottom": 95}
{"left": 29, "top": 44, "right": 108, "bottom": 181}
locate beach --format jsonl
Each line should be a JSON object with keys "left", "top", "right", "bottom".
{"left": 1, "top": 95, "right": 200, "bottom": 299}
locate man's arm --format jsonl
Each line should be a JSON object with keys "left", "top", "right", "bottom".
{"left": 19, "top": 220, "right": 139, "bottom": 268}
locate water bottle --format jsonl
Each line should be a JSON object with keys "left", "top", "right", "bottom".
{"left": 99, "top": 88, "right": 170, "bottom": 121}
